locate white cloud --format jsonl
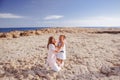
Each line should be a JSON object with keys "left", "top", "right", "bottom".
{"left": 44, "top": 15, "right": 63, "bottom": 20}
{"left": 0, "top": 13, "right": 24, "bottom": 18}
{"left": 37, "top": 16, "right": 120, "bottom": 27}
{"left": 64, "top": 16, "right": 120, "bottom": 27}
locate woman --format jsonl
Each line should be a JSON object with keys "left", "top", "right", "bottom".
{"left": 47, "top": 36, "right": 61, "bottom": 72}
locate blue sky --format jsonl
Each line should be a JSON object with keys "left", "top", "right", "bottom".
{"left": 0, "top": 0, "right": 120, "bottom": 27}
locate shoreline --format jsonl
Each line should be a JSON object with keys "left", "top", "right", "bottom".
{"left": 0, "top": 27, "right": 120, "bottom": 39}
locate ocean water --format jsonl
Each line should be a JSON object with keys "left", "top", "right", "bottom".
{"left": 0, "top": 27, "right": 119, "bottom": 32}
{"left": 0, "top": 27, "right": 48, "bottom": 32}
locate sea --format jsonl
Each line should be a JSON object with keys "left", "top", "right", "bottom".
{"left": 0, "top": 27, "right": 119, "bottom": 33}
{"left": 0, "top": 27, "right": 48, "bottom": 32}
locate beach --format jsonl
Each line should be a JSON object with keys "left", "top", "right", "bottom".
{"left": 0, "top": 28, "right": 120, "bottom": 80}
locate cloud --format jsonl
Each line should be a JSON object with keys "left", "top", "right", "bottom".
{"left": 64, "top": 16, "right": 120, "bottom": 27}
{"left": 0, "top": 13, "right": 24, "bottom": 19}
{"left": 37, "top": 16, "right": 120, "bottom": 27}
{"left": 44, "top": 15, "right": 63, "bottom": 20}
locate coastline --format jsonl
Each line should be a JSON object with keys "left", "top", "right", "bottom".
{"left": 0, "top": 27, "right": 120, "bottom": 39}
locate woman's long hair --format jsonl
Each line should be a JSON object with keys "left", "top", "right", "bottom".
{"left": 47, "top": 36, "right": 55, "bottom": 49}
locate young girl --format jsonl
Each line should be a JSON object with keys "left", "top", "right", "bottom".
{"left": 47, "top": 36, "right": 61, "bottom": 72}
{"left": 56, "top": 35, "right": 66, "bottom": 67}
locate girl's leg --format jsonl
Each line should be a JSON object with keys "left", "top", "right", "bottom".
{"left": 58, "top": 60, "right": 64, "bottom": 67}
{"left": 56, "top": 58, "right": 61, "bottom": 65}
{"left": 61, "top": 61, "right": 64, "bottom": 67}
{"left": 60, "top": 60, "right": 63, "bottom": 64}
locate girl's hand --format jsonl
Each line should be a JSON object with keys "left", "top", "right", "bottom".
{"left": 55, "top": 50, "right": 59, "bottom": 53}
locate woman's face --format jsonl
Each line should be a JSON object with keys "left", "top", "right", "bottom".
{"left": 52, "top": 38, "right": 56, "bottom": 44}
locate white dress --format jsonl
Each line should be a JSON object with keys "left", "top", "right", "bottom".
{"left": 56, "top": 42, "right": 66, "bottom": 60}
{"left": 47, "top": 44, "right": 61, "bottom": 72}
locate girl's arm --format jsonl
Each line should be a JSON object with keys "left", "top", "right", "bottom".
{"left": 55, "top": 42, "right": 64, "bottom": 52}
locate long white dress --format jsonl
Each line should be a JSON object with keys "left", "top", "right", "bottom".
{"left": 47, "top": 44, "right": 61, "bottom": 72}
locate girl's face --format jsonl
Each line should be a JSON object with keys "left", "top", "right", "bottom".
{"left": 59, "top": 36, "right": 64, "bottom": 42}
{"left": 52, "top": 38, "right": 56, "bottom": 44}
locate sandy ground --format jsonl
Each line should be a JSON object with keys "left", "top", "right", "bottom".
{"left": 0, "top": 28, "right": 120, "bottom": 80}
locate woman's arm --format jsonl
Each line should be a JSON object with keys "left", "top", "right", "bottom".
{"left": 49, "top": 44, "right": 59, "bottom": 54}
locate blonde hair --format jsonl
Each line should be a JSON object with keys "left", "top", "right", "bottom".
{"left": 60, "top": 35, "right": 66, "bottom": 39}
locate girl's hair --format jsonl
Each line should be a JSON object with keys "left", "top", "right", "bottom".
{"left": 60, "top": 35, "right": 66, "bottom": 39}
{"left": 47, "top": 36, "right": 55, "bottom": 49}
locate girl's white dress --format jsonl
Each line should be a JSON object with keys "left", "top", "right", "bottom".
{"left": 47, "top": 44, "right": 61, "bottom": 72}
{"left": 56, "top": 42, "right": 66, "bottom": 60}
